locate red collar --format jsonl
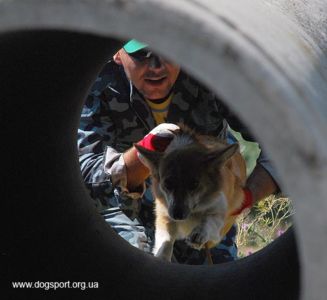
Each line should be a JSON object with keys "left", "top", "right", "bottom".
{"left": 231, "top": 188, "right": 254, "bottom": 216}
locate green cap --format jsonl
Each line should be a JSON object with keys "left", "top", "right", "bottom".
{"left": 123, "top": 39, "right": 148, "bottom": 53}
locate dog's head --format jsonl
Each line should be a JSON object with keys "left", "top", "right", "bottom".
{"left": 135, "top": 132, "right": 239, "bottom": 221}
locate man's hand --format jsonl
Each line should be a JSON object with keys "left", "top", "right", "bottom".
{"left": 137, "top": 123, "right": 179, "bottom": 152}
{"left": 124, "top": 123, "right": 179, "bottom": 192}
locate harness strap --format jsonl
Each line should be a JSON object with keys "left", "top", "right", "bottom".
{"left": 230, "top": 188, "right": 254, "bottom": 216}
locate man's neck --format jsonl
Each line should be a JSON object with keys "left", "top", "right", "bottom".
{"left": 146, "top": 94, "right": 172, "bottom": 104}
{"left": 135, "top": 88, "right": 173, "bottom": 104}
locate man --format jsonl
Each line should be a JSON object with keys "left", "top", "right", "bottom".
{"left": 78, "top": 39, "right": 279, "bottom": 264}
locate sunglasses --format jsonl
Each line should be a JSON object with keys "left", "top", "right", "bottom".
{"left": 127, "top": 49, "right": 156, "bottom": 62}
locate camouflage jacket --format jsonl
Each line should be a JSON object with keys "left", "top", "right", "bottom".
{"left": 78, "top": 60, "right": 277, "bottom": 205}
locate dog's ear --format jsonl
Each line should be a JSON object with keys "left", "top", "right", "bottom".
{"left": 205, "top": 143, "right": 239, "bottom": 165}
{"left": 134, "top": 144, "right": 163, "bottom": 171}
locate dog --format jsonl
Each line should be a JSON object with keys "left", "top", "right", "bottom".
{"left": 135, "top": 125, "right": 247, "bottom": 262}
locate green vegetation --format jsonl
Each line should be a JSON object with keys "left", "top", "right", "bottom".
{"left": 236, "top": 195, "right": 294, "bottom": 257}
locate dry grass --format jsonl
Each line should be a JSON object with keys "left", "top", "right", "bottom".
{"left": 236, "top": 195, "right": 294, "bottom": 257}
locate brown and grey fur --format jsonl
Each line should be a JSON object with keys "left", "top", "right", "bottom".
{"left": 135, "top": 125, "right": 247, "bottom": 262}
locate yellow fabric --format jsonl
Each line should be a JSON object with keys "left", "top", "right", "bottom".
{"left": 145, "top": 94, "right": 173, "bottom": 125}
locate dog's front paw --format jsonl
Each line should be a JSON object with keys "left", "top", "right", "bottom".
{"left": 187, "top": 226, "right": 209, "bottom": 250}
{"left": 153, "top": 240, "right": 174, "bottom": 262}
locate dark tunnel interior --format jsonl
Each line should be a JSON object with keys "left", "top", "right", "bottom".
{"left": 3, "top": 30, "right": 300, "bottom": 299}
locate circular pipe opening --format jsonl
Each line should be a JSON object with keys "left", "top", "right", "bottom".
{"left": 3, "top": 1, "right": 327, "bottom": 299}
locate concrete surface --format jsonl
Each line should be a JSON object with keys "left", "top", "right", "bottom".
{"left": 2, "top": 0, "right": 327, "bottom": 299}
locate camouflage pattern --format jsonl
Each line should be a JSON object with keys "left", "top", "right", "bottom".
{"left": 78, "top": 60, "right": 269, "bottom": 264}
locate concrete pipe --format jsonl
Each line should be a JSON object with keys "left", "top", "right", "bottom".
{"left": 2, "top": 0, "right": 327, "bottom": 299}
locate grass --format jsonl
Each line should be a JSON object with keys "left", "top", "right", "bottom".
{"left": 236, "top": 195, "right": 294, "bottom": 257}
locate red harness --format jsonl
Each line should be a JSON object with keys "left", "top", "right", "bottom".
{"left": 231, "top": 187, "right": 254, "bottom": 216}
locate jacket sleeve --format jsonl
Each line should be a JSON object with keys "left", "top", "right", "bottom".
{"left": 219, "top": 101, "right": 282, "bottom": 191}
{"left": 78, "top": 88, "right": 119, "bottom": 198}
{"left": 78, "top": 77, "right": 144, "bottom": 202}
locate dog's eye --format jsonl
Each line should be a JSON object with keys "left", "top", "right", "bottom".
{"left": 164, "top": 178, "right": 175, "bottom": 190}
{"left": 188, "top": 179, "right": 199, "bottom": 190}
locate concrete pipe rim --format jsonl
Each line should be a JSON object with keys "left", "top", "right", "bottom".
{"left": 3, "top": 0, "right": 327, "bottom": 299}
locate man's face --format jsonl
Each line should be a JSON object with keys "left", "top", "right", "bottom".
{"left": 113, "top": 49, "right": 180, "bottom": 100}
